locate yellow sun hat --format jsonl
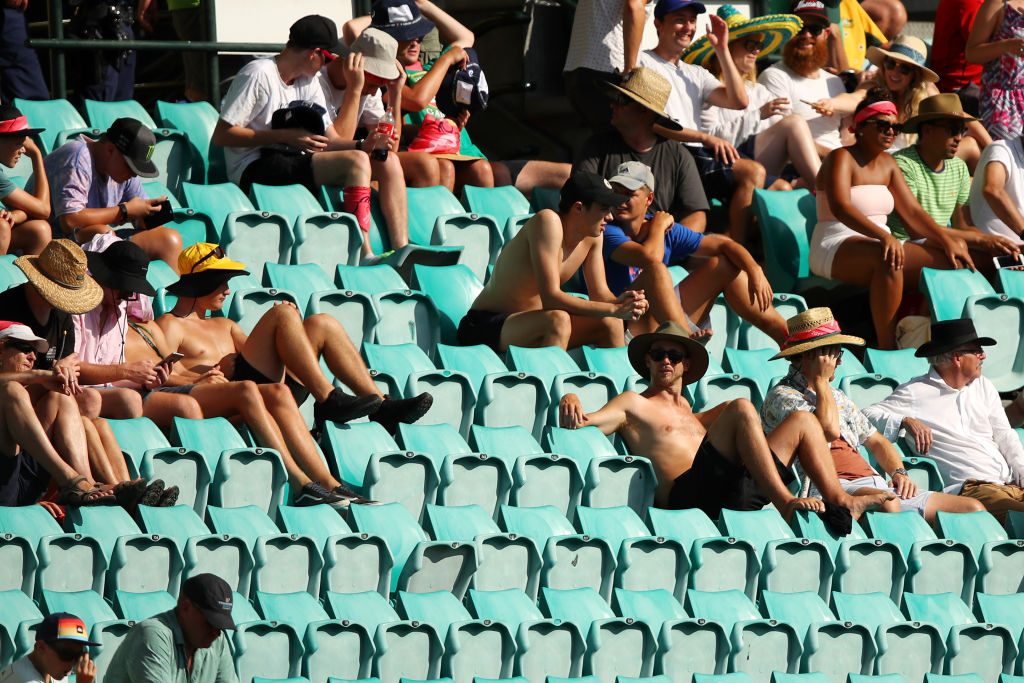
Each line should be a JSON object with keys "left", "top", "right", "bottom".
{"left": 681, "top": 5, "right": 802, "bottom": 68}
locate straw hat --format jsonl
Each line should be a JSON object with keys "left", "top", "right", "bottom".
{"left": 605, "top": 68, "right": 683, "bottom": 131}
{"left": 867, "top": 35, "right": 938, "bottom": 83}
{"left": 627, "top": 320, "right": 710, "bottom": 385}
{"left": 14, "top": 239, "right": 102, "bottom": 314}
{"left": 770, "top": 307, "right": 865, "bottom": 360}
{"left": 903, "top": 93, "right": 979, "bottom": 134}
{"left": 682, "top": 5, "right": 802, "bottom": 68}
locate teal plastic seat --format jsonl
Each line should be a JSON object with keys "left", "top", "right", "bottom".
{"left": 468, "top": 588, "right": 585, "bottom": 683}
{"left": 256, "top": 590, "right": 329, "bottom": 634}
{"left": 64, "top": 505, "right": 142, "bottom": 556}
{"left": 107, "top": 533, "right": 184, "bottom": 620}
{"left": 325, "top": 589, "right": 400, "bottom": 627}
{"left": 0, "top": 589, "right": 42, "bottom": 666}
{"left": 831, "top": 591, "right": 944, "bottom": 680}
{"left": 407, "top": 185, "right": 502, "bottom": 282}
{"left": 542, "top": 587, "right": 656, "bottom": 682}
{"left": 0, "top": 255, "right": 27, "bottom": 294}
{"left": 576, "top": 506, "right": 687, "bottom": 601}
{"left": 500, "top": 504, "right": 615, "bottom": 600}
{"left": 462, "top": 185, "right": 532, "bottom": 242}
{"left": 156, "top": 99, "right": 226, "bottom": 183}
{"left": 509, "top": 345, "right": 619, "bottom": 426}
{"left": 302, "top": 619, "right": 374, "bottom": 682}
{"left": 85, "top": 620, "right": 137, "bottom": 683}
{"left": 762, "top": 591, "right": 875, "bottom": 682}
{"left": 719, "top": 508, "right": 834, "bottom": 599}
{"left": 612, "top": 587, "right": 687, "bottom": 628}
{"left": 426, "top": 504, "right": 541, "bottom": 599}
{"left": 694, "top": 676, "right": 756, "bottom": 683}
{"left": 544, "top": 426, "right": 618, "bottom": 477}
{"left": 839, "top": 373, "right": 899, "bottom": 408}
{"left": 253, "top": 533, "right": 323, "bottom": 596}
{"left": 581, "top": 454, "right": 657, "bottom": 517}
{"left": 172, "top": 416, "right": 287, "bottom": 516}
{"left": 251, "top": 183, "right": 363, "bottom": 269}
{"left": 975, "top": 593, "right": 1024, "bottom": 647}
{"left": 691, "top": 373, "right": 762, "bottom": 412}
{"left": 206, "top": 505, "right": 279, "bottom": 548}
{"left": 581, "top": 346, "right": 642, "bottom": 391}
{"left": 350, "top": 502, "right": 477, "bottom": 598}
{"left": 936, "top": 511, "right": 1024, "bottom": 595}
{"left": 903, "top": 592, "right": 1016, "bottom": 680}
{"left": 0, "top": 534, "right": 36, "bottom": 596}
{"left": 864, "top": 511, "right": 977, "bottom": 605}
{"left": 320, "top": 421, "right": 439, "bottom": 520}
{"left": 338, "top": 264, "right": 441, "bottom": 357}
{"left": 648, "top": 507, "right": 760, "bottom": 598}
{"left": 399, "top": 590, "right": 516, "bottom": 683}
{"left": 919, "top": 267, "right": 997, "bottom": 322}
{"left": 470, "top": 425, "right": 584, "bottom": 517}
{"left": 863, "top": 348, "right": 930, "bottom": 384}
{"left": 277, "top": 504, "right": 351, "bottom": 551}
{"left": 107, "top": 416, "right": 210, "bottom": 515}
{"left": 0, "top": 505, "right": 63, "bottom": 555}
{"left": 736, "top": 293, "right": 808, "bottom": 351}
{"left": 36, "top": 533, "right": 111, "bottom": 620}
{"left": 412, "top": 264, "right": 483, "bottom": 344}
{"left": 791, "top": 510, "right": 906, "bottom": 603}
{"left": 233, "top": 620, "right": 304, "bottom": 683}
{"left": 724, "top": 348, "right": 790, "bottom": 399}
{"left": 181, "top": 533, "right": 255, "bottom": 606}
{"left": 687, "top": 589, "right": 801, "bottom": 683}
{"left": 137, "top": 505, "right": 210, "bottom": 552}
{"left": 438, "top": 344, "right": 549, "bottom": 438}
{"left": 751, "top": 189, "right": 840, "bottom": 293}
{"left": 399, "top": 423, "right": 512, "bottom": 518}
{"left": 13, "top": 97, "right": 90, "bottom": 154}
{"left": 322, "top": 532, "right": 393, "bottom": 598}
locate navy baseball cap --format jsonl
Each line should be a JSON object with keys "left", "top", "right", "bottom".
{"left": 655, "top": 0, "right": 707, "bottom": 19}
{"left": 182, "top": 573, "right": 236, "bottom": 630}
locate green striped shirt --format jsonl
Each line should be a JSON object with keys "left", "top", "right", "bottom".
{"left": 889, "top": 146, "right": 970, "bottom": 240}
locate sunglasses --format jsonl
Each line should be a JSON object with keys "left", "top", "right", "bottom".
{"left": 50, "top": 644, "right": 85, "bottom": 662}
{"left": 4, "top": 340, "right": 38, "bottom": 354}
{"left": 926, "top": 120, "right": 969, "bottom": 137}
{"left": 648, "top": 348, "right": 688, "bottom": 364}
{"left": 954, "top": 347, "right": 984, "bottom": 357}
{"left": 798, "top": 22, "right": 827, "bottom": 37}
{"left": 864, "top": 119, "right": 905, "bottom": 135}
{"left": 190, "top": 246, "right": 226, "bottom": 274}
{"left": 741, "top": 38, "right": 764, "bottom": 53}
{"left": 882, "top": 58, "right": 915, "bottom": 76}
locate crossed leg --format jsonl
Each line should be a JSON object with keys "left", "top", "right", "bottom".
{"left": 680, "top": 257, "right": 788, "bottom": 345}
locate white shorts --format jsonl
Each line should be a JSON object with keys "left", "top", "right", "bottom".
{"left": 810, "top": 475, "right": 932, "bottom": 516}
{"left": 809, "top": 220, "right": 860, "bottom": 279}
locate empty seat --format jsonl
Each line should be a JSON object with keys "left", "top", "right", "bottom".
{"left": 233, "top": 620, "right": 304, "bottom": 683}
{"left": 0, "top": 589, "right": 42, "bottom": 666}
{"left": 935, "top": 510, "right": 1024, "bottom": 595}
{"left": 407, "top": 185, "right": 502, "bottom": 282}
{"left": 65, "top": 505, "right": 142, "bottom": 556}
{"left": 206, "top": 505, "right": 279, "bottom": 549}
{"left": 264, "top": 262, "right": 377, "bottom": 347}
{"left": 276, "top": 504, "right": 351, "bottom": 551}
{"left": 582, "top": 346, "right": 642, "bottom": 392}
{"left": 509, "top": 346, "right": 618, "bottom": 426}
{"left": 839, "top": 373, "right": 900, "bottom": 408}
{"left": 107, "top": 533, "right": 184, "bottom": 621}
{"left": 723, "top": 348, "right": 790, "bottom": 400}
{"left": 863, "top": 348, "right": 930, "bottom": 384}
{"left": 413, "top": 264, "right": 484, "bottom": 345}
{"left": 750, "top": 189, "right": 838, "bottom": 294}
{"left": 461, "top": 185, "right": 532, "bottom": 240}
{"left": 36, "top": 533, "right": 116, "bottom": 626}
{"left": 337, "top": 264, "right": 440, "bottom": 355}
{"left": 0, "top": 534, "right": 36, "bottom": 597}
{"left": 302, "top": 619, "right": 374, "bottom": 683}
{"left": 690, "top": 373, "right": 763, "bottom": 413}
{"left": 975, "top": 592, "right": 1024, "bottom": 649}
{"left": 181, "top": 533, "right": 255, "bottom": 609}
{"left": 253, "top": 533, "right": 324, "bottom": 596}
{"left": 257, "top": 591, "right": 329, "bottom": 634}
{"left": 322, "top": 531, "right": 393, "bottom": 599}
{"left": 156, "top": 99, "right": 226, "bottom": 184}
{"left": 13, "top": 97, "right": 91, "bottom": 154}
{"left": 137, "top": 505, "right": 211, "bottom": 553}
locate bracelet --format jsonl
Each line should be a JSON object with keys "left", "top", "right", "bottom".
{"left": 355, "top": 138, "right": 366, "bottom": 153}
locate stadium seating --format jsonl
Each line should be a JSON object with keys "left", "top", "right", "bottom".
{"left": 339, "top": 264, "right": 441, "bottom": 355}
{"left": 156, "top": 99, "right": 226, "bottom": 184}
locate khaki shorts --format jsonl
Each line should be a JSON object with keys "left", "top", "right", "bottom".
{"left": 958, "top": 480, "right": 1024, "bottom": 523}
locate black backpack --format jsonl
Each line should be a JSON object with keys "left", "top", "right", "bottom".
{"left": 436, "top": 47, "right": 489, "bottom": 118}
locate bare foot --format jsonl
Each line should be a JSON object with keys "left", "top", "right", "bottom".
{"left": 689, "top": 327, "right": 714, "bottom": 340}
{"left": 780, "top": 496, "right": 826, "bottom": 520}
{"left": 842, "top": 491, "right": 897, "bottom": 520}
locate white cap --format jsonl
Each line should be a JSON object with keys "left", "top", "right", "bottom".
{"left": 609, "top": 161, "right": 656, "bottom": 192}
{"left": 0, "top": 321, "right": 48, "bottom": 352}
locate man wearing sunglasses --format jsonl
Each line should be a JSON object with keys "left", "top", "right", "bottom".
{"left": 1, "top": 612, "right": 97, "bottom": 683}
{"left": 759, "top": 0, "right": 847, "bottom": 157}
{"left": 891, "top": 93, "right": 1020, "bottom": 264}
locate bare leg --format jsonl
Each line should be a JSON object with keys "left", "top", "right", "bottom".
{"left": 454, "top": 159, "right": 495, "bottom": 193}
{"left": 726, "top": 158, "right": 766, "bottom": 243}
{"left": 499, "top": 309, "right": 573, "bottom": 350}
{"left": 81, "top": 417, "right": 126, "bottom": 484}
{"left": 437, "top": 158, "right": 456, "bottom": 192}
{"left": 34, "top": 388, "right": 93, "bottom": 479}
{"left": 1, "top": 383, "right": 80, "bottom": 484}
{"left": 130, "top": 227, "right": 184, "bottom": 273}
{"left": 901, "top": 238, "right": 967, "bottom": 290}
{"left": 566, "top": 315, "right": 624, "bottom": 349}
{"left": 627, "top": 263, "right": 688, "bottom": 334}
{"left": 828, "top": 238, "right": 903, "bottom": 349}
{"left": 397, "top": 151, "right": 442, "bottom": 188}
{"left": 311, "top": 149, "right": 372, "bottom": 188}
{"left": 371, "top": 152, "right": 410, "bottom": 250}
{"left": 754, "top": 115, "right": 822, "bottom": 187}
{"left": 87, "top": 387, "right": 144, "bottom": 420}
{"left": 10, "top": 220, "right": 51, "bottom": 255}
{"left": 302, "top": 314, "right": 381, "bottom": 397}
{"left": 861, "top": 0, "right": 907, "bottom": 38}
{"left": 142, "top": 392, "right": 203, "bottom": 429}
{"left": 259, "top": 383, "right": 341, "bottom": 489}
{"left": 90, "top": 418, "right": 131, "bottom": 483}
{"left": 921, "top": 491, "right": 985, "bottom": 523}
{"left": 239, "top": 303, "right": 336, "bottom": 402}
{"left": 505, "top": 160, "right": 571, "bottom": 196}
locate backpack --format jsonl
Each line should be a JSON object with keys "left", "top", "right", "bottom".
{"left": 436, "top": 47, "right": 489, "bottom": 118}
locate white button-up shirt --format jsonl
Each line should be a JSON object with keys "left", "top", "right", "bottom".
{"left": 862, "top": 369, "right": 1024, "bottom": 488}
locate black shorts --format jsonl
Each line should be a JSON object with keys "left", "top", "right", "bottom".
{"left": 239, "top": 149, "right": 316, "bottom": 194}
{"left": 457, "top": 309, "right": 510, "bottom": 352}
{"left": 0, "top": 452, "right": 48, "bottom": 506}
{"left": 232, "top": 354, "right": 311, "bottom": 407}
{"left": 141, "top": 384, "right": 195, "bottom": 400}
{"left": 667, "top": 436, "right": 794, "bottom": 518}
{"left": 686, "top": 146, "right": 780, "bottom": 201}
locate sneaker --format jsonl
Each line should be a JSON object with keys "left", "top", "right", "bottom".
{"left": 333, "top": 483, "right": 378, "bottom": 505}
{"left": 313, "top": 389, "right": 383, "bottom": 427}
{"left": 294, "top": 482, "right": 351, "bottom": 511}
{"left": 370, "top": 392, "right": 433, "bottom": 434}
{"left": 138, "top": 479, "right": 166, "bottom": 507}
{"left": 156, "top": 486, "right": 180, "bottom": 507}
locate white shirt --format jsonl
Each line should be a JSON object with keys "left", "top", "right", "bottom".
{"left": 564, "top": 0, "right": 654, "bottom": 73}
{"left": 320, "top": 71, "right": 386, "bottom": 131}
{"left": 969, "top": 138, "right": 1024, "bottom": 243}
{"left": 862, "top": 369, "right": 1024, "bottom": 488}
{"left": 638, "top": 49, "right": 721, "bottom": 135}
{"left": 701, "top": 81, "right": 777, "bottom": 147}
{"left": 0, "top": 655, "right": 68, "bottom": 683}
{"left": 758, "top": 62, "right": 845, "bottom": 150}
{"left": 218, "top": 57, "right": 333, "bottom": 185}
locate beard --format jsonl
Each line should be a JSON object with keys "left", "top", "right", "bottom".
{"left": 783, "top": 39, "right": 829, "bottom": 76}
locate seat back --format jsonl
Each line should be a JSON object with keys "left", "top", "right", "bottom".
{"left": 156, "top": 100, "right": 225, "bottom": 183}
{"left": 413, "top": 264, "right": 483, "bottom": 344}
{"left": 751, "top": 189, "right": 815, "bottom": 291}
{"left": 919, "top": 267, "right": 996, "bottom": 321}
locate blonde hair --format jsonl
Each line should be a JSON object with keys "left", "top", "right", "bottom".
{"left": 864, "top": 65, "right": 928, "bottom": 145}
{"left": 706, "top": 50, "right": 759, "bottom": 84}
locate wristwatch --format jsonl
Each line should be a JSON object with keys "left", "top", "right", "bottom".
{"left": 117, "top": 202, "right": 128, "bottom": 225}
{"left": 891, "top": 467, "right": 909, "bottom": 477}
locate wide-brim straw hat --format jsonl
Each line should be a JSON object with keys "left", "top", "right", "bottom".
{"left": 15, "top": 239, "right": 102, "bottom": 315}
{"left": 682, "top": 5, "right": 802, "bottom": 68}
{"left": 867, "top": 35, "right": 938, "bottom": 83}
{"left": 605, "top": 67, "right": 684, "bottom": 131}
{"left": 770, "top": 307, "right": 865, "bottom": 360}
{"left": 903, "top": 92, "right": 979, "bottom": 134}
{"left": 628, "top": 320, "right": 710, "bottom": 385}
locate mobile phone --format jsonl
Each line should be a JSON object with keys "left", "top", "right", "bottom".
{"left": 993, "top": 253, "right": 1024, "bottom": 270}
{"left": 142, "top": 199, "right": 173, "bottom": 230}
{"left": 159, "top": 352, "right": 184, "bottom": 367}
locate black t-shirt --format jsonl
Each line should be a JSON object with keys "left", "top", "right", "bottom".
{"left": 575, "top": 132, "right": 710, "bottom": 221}
{"left": 0, "top": 284, "right": 74, "bottom": 370}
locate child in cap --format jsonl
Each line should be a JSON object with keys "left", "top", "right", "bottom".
{"left": 0, "top": 103, "right": 51, "bottom": 257}
{"left": 0, "top": 612, "right": 98, "bottom": 683}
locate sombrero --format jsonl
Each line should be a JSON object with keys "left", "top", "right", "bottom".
{"left": 627, "top": 321, "right": 710, "bottom": 386}
{"left": 770, "top": 307, "right": 865, "bottom": 360}
{"left": 15, "top": 239, "right": 102, "bottom": 315}
{"left": 866, "top": 35, "right": 939, "bottom": 83}
{"left": 681, "top": 5, "right": 802, "bottom": 68}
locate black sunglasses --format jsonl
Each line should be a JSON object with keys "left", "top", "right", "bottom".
{"left": 925, "top": 120, "right": 969, "bottom": 137}
{"left": 882, "top": 57, "right": 915, "bottom": 76}
{"left": 798, "top": 22, "right": 827, "bottom": 37}
{"left": 741, "top": 38, "right": 764, "bottom": 52}
{"left": 5, "top": 339, "right": 38, "bottom": 354}
{"left": 648, "top": 348, "right": 688, "bottom": 364}
{"left": 190, "top": 246, "right": 226, "bottom": 274}
{"left": 864, "top": 119, "right": 905, "bottom": 135}
{"left": 50, "top": 644, "right": 85, "bottom": 662}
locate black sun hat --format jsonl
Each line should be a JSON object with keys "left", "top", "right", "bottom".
{"left": 86, "top": 240, "right": 157, "bottom": 297}
{"left": 915, "top": 318, "right": 996, "bottom": 358}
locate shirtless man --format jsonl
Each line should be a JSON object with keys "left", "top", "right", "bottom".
{"left": 456, "top": 171, "right": 649, "bottom": 351}
{"left": 558, "top": 320, "right": 894, "bottom": 519}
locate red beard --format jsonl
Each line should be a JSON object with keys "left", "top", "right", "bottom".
{"left": 783, "top": 39, "right": 829, "bottom": 76}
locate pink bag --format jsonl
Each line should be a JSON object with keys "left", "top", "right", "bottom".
{"left": 408, "top": 114, "right": 461, "bottom": 155}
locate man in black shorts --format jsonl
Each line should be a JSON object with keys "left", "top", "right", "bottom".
{"left": 556, "top": 320, "right": 892, "bottom": 521}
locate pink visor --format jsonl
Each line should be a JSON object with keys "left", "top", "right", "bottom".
{"left": 853, "top": 101, "right": 898, "bottom": 127}
{"left": 0, "top": 115, "right": 30, "bottom": 134}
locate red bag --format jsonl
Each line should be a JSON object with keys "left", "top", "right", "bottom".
{"left": 408, "top": 114, "right": 461, "bottom": 155}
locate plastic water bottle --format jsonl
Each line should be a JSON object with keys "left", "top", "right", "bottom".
{"left": 372, "top": 108, "right": 395, "bottom": 162}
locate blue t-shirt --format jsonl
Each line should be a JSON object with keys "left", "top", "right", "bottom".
{"left": 602, "top": 218, "right": 703, "bottom": 295}
{"left": 0, "top": 168, "right": 16, "bottom": 201}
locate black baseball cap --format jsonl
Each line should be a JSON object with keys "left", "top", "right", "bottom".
{"left": 36, "top": 613, "right": 100, "bottom": 646}
{"left": 106, "top": 118, "right": 159, "bottom": 179}
{"left": 182, "top": 574, "right": 236, "bottom": 630}
{"left": 289, "top": 15, "right": 341, "bottom": 53}
{"left": 560, "top": 171, "right": 625, "bottom": 209}
{"left": 87, "top": 240, "right": 157, "bottom": 297}
{"left": 791, "top": 0, "right": 830, "bottom": 24}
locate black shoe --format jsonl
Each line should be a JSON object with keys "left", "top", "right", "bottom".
{"left": 138, "top": 479, "right": 166, "bottom": 507}
{"left": 156, "top": 486, "right": 179, "bottom": 507}
{"left": 370, "top": 392, "right": 433, "bottom": 434}
{"left": 313, "top": 390, "right": 383, "bottom": 427}
{"left": 333, "top": 483, "right": 378, "bottom": 505}
{"left": 294, "top": 482, "right": 351, "bottom": 511}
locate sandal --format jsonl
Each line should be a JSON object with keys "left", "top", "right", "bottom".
{"left": 55, "top": 476, "right": 117, "bottom": 507}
